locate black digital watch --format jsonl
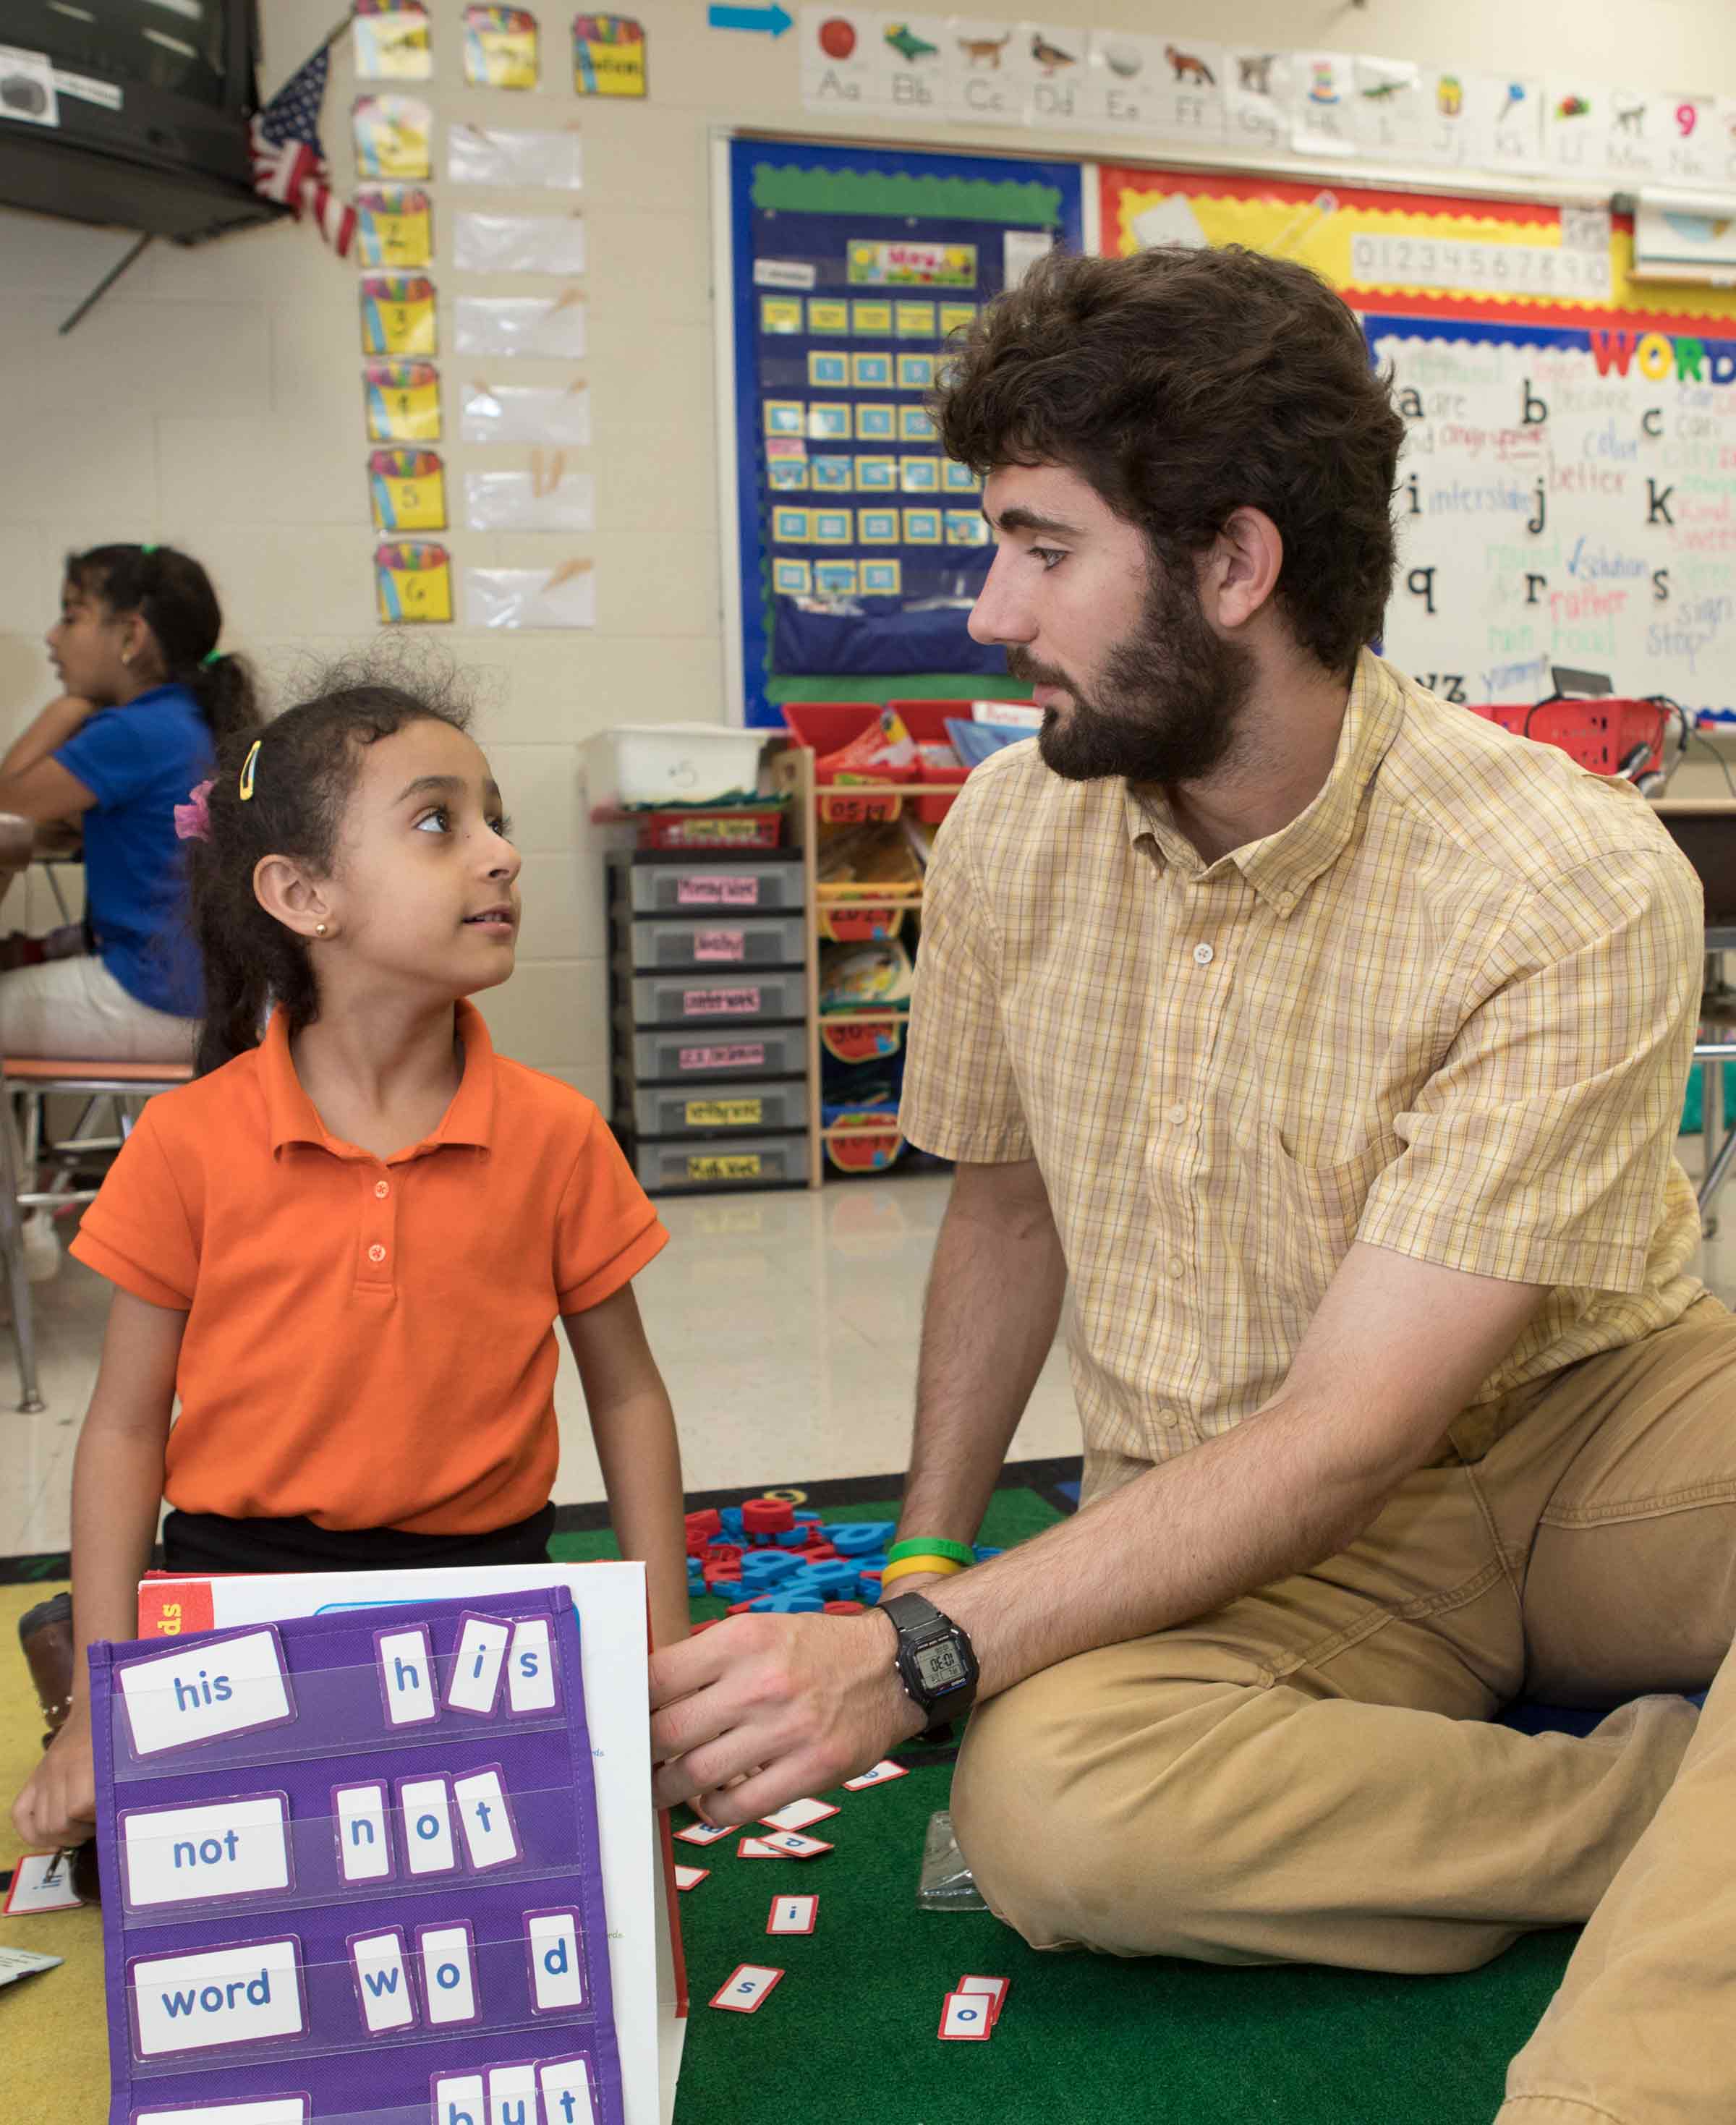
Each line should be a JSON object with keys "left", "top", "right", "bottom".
{"left": 879, "top": 1590, "right": 980, "bottom": 1740}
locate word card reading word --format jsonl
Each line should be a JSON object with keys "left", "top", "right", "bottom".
{"left": 89, "top": 1587, "right": 627, "bottom": 2125}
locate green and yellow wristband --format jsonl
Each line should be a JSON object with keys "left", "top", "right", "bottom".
{"left": 880, "top": 1536, "right": 976, "bottom": 1590}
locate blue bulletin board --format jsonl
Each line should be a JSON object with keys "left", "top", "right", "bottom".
{"left": 724, "top": 137, "right": 1084, "bottom": 728}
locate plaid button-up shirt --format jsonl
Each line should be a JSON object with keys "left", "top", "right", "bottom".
{"left": 900, "top": 652, "right": 1706, "bottom": 1496}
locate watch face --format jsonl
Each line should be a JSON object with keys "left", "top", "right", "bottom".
{"left": 914, "top": 1638, "right": 968, "bottom": 1694}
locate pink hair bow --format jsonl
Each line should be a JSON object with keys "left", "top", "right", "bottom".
{"left": 174, "top": 779, "right": 215, "bottom": 843}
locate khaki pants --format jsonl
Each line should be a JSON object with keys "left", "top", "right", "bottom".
{"left": 952, "top": 1292, "right": 1736, "bottom": 2124}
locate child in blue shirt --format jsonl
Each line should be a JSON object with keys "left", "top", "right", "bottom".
{"left": 0, "top": 542, "right": 260, "bottom": 1061}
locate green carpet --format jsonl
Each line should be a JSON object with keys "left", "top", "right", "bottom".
{"left": 562, "top": 1487, "right": 1578, "bottom": 2124}
{"left": 0, "top": 1484, "right": 1578, "bottom": 2122}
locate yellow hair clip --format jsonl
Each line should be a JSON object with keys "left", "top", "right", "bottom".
{"left": 238, "top": 739, "right": 261, "bottom": 803}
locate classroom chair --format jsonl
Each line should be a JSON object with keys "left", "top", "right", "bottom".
{"left": 0, "top": 1057, "right": 190, "bottom": 1411}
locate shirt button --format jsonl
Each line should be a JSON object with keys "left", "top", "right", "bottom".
{"left": 375, "top": 1180, "right": 390, "bottom": 1199}
{"left": 367, "top": 1244, "right": 386, "bottom": 1264}
{"left": 1167, "top": 1102, "right": 1186, "bottom": 1125}
{"left": 1169, "top": 1257, "right": 1186, "bottom": 1279}
{"left": 1193, "top": 942, "right": 1214, "bottom": 966}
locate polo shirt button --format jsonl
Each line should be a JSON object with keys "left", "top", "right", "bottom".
{"left": 1193, "top": 942, "right": 1214, "bottom": 966}
{"left": 368, "top": 1244, "right": 386, "bottom": 1264}
{"left": 1167, "top": 1102, "right": 1186, "bottom": 1124}
{"left": 1169, "top": 1257, "right": 1186, "bottom": 1279}
{"left": 375, "top": 1180, "right": 390, "bottom": 1198}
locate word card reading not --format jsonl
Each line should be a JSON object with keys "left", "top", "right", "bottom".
{"left": 122, "top": 1794, "right": 291, "bottom": 1909}
{"left": 446, "top": 1614, "right": 511, "bottom": 1715}
{"left": 939, "top": 1990, "right": 994, "bottom": 2041}
{"left": 118, "top": 1630, "right": 292, "bottom": 1757}
{"left": 710, "top": 1963, "right": 784, "bottom": 2014}
{"left": 767, "top": 1894, "right": 817, "bottom": 1936}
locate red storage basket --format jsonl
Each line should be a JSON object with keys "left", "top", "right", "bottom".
{"left": 781, "top": 699, "right": 974, "bottom": 822}
{"left": 1463, "top": 697, "right": 1669, "bottom": 778}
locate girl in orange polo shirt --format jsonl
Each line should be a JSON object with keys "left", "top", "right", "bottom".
{"left": 14, "top": 673, "right": 689, "bottom": 1852}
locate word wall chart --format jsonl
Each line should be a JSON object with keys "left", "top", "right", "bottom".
{"left": 90, "top": 1588, "right": 627, "bottom": 2125}
{"left": 1099, "top": 164, "right": 1736, "bottom": 715}
{"left": 726, "top": 135, "right": 1083, "bottom": 725}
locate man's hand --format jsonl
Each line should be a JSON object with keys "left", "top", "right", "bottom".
{"left": 12, "top": 1705, "right": 96, "bottom": 1851}
{"left": 650, "top": 1609, "right": 926, "bottom": 1825}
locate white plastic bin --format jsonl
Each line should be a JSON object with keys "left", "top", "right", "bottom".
{"left": 586, "top": 725, "right": 765, "bottom": 811}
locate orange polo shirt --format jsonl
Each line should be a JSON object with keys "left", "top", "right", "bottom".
{"left": 69, "top": 1000, "right": 668, "bottom": 1534}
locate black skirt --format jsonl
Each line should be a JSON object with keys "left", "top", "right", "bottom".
{"left": 159, "top": 1502, "right": 556, "bottom": 1576}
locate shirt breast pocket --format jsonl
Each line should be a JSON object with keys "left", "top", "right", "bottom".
{"left": 1243, "top": 1125, "right": 1398, "bottom": 1323}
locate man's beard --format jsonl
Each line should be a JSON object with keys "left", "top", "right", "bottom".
{"left": 1009, "top": 556, "right": 1257, "bottom": 785}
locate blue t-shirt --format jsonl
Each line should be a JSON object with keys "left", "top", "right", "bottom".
{"left": 54, "top": 684, "right": 213, "bottom": 1018}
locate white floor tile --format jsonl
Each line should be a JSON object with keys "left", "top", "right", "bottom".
{"left": 8, "top": 1157, "right": 1736, "bottom": 1558}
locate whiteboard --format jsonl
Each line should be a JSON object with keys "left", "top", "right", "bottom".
{"left": 1374, "top": 314, "right": 1736, "bottom": 716}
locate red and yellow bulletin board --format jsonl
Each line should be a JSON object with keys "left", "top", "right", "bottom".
{"left": 1097, "top": 164, "right": 1736, "bottom": 717}
{"left": 1098, "top": 163, "right": 1736, "bottom": 337}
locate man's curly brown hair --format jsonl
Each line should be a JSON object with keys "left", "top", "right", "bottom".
{"left": 931, "top": 244, "right": 1405, "bottom": 678}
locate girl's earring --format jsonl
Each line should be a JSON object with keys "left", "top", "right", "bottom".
{"left": 315, "top": 923, "right": 328, "bottom": 937}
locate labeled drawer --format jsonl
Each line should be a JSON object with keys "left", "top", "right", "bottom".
{"left": 625, "top": 969, "right": 807, "bottom": 1026}
{"left": 621, "top": 856, "right": 805, "bottom": 916}
{"left": 613, "top": 911, "right": 807, "bottom": 971}
{"left": 622, "top": 1078, "right": 809, "bottom": 1139}
{"left": 632, "top": 1131, "right": 807, "bottom": 1193}
{"left": 616, "top": 1019, "right": 808, "bottom": 1083}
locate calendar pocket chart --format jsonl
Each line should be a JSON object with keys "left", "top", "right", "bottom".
{"left": 89, "top": 1588, "right": 627, "bottom": 2125}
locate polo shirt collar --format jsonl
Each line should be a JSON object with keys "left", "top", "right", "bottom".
{"left": 261, "top": 998, "right": 497, "bottom": 1158}
{"left": 1118, "top": 647, "right": 1404, "bottom": 914}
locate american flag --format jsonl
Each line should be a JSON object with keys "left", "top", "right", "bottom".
{"left": 250, "top": 44, "right": 355, "bottom": 256}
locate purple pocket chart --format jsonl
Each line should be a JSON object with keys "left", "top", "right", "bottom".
{"left": 88, "top": 1586, "right": 623, "bottom": 2125}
